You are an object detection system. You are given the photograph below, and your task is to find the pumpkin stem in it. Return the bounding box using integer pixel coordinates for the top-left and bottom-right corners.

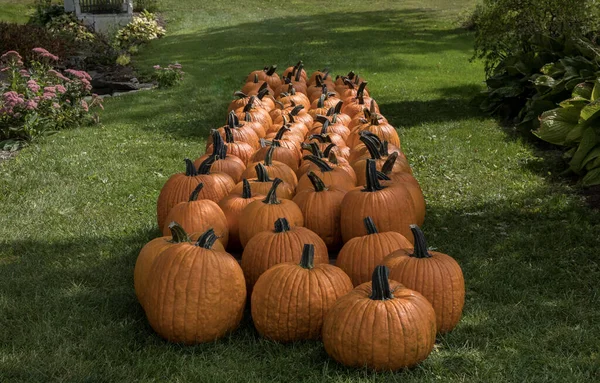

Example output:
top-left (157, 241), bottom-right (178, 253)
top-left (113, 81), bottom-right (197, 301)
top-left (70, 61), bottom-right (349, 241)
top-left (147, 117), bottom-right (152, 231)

top-left (320, 119), bottom-right (330, 135)
top-left (197, 155), bottom-right (216, 175)
top-left (360, 134), bottom-right (382, 160)
top-left (255, 163), bottom-right (272, 182)
top-left (369, 99), bottom-right (377, 114)
top-left (315, 114), bottom-right (329, 124)
top-left (410, 225), bottom-right (432, 259)
top-left (362, 159), bottom-right (386, 191)
top-left (264, 145), bottom-right (275, 166)
top-left (334, 100), bottom-right (343, 114)
top-left (195, 228), bottom-right (219, 249)
top-left (315, 74), bottom-right (323, 87)
top-left (343, 78), bottom-right (355, 89)
top-left (381, 152), bottom-right (399, 174)
top-left (168, 221), bottom-right (191, 243)
top-left (257, 87), bottom-right (270, 101)
top-left (243, 96), bottom-right (256, 112)
top-left (189, 182), bottom-right (205, 201)
top-left (263, 178), bottom-right (283, 205)
top-left (223, 126), bottom-right (235, 143)
top-left (327, 149), bottom-right (340, 165)
top-left (274, 125), bottom-right (290, 140)
top-left (299, 244), bottom-right (315, 270)
top-left (370, 265), bottom-right (394, 300)
top-left (270, 139), bottom-right (282, 148)
top-left (241, 178), bottom-right (253, 199)
top-left (359, 130), bottom-right (382, 146)
top-left (265, 65), bottom-right (277, 76)
top-left (379, 141), bottom-right (390, 157)
top-left (376, 170), bottom-right (391, 181)
top-left (303, 155), bottom-right (334, 172)
top-left (184, 158), bottom-right (198, 176)
top-left (274, 217), bottom-right (291, 233)
top-left (302, 142), bottom-right (323, 157)
top-left (317, 94), bottom-right (326, 108)
top-left (290, 105), bottom-right (304, 116)
top-left (308, 134), bottom-right (330, 143)
top-left (227, 111), bottom-right (238, 129)
top-left (295, 63), bottom-right (303, 82)
top-left (357, 81), bottom-right (368, 97)
top-left (307, 171), bottom-right (327, 192)
top-left (323, 143), bottom-right (336, 158)
top-left (243, 112), bottom-right (252, 122)
top-left (211, 129), bottom-right (225, 157)
top-left (363, 216), bottom-right (378, 234)
top-left (234, 91), bottom-right (248, 99)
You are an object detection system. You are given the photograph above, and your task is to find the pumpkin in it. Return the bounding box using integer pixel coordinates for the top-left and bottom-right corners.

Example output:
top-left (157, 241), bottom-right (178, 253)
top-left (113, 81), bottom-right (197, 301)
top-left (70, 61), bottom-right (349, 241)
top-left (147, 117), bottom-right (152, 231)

top-left (251, 244), bottom-right (352, 342)
top-left (250, 139), bottom-right (300, 171)
top-left (207, 111), bottom-right (261, 150)
top-left (277, 84), bottom-right (311, 109)
top-left (246, 65), bottom-right (281, 91)
top-left (207, 125), bottom-right (254, 165)
top-left (282, 60), bottom-right (307, 82)
top-left (195, 130), bottom-right (246, 183)
top-left (264, 125), bottom-right (304, 152)
top-left (334, 70), bottom-right (357, 92)
top-left (272, 104), bottom-right (313, 129)
top-left (382, 225), bottom-right (464, 333)
top-left (324, 101), bottom-right (351, 126)
top-left (218, 179), bottom-right (265, 252)
top-left (311, 115), bottom-right (351, 141)
top-left (351, 109), bottom-right (400, 148)
top-left (241, 73), bottom-right (273, 95)
top-left (278, 66), bottom-right (307, 95)
top-left (237, 178), bottom-right (304, 247)
top-left (322, 265), bottom-right (437, 371)
top-left (308, 84), bottom-right (339, 105)
top-left (347, 101), bottom-right (386, 132)
top-left (347, 131), bottom-right (403, 164)
top-left (292, 171), bottom-right (347, 250)
top-left (351, 134), bottom-right (411, 186)
top-left (340, 159), bottom-right (417, 243)
top-left (308, 94), bottom-right (330, 118)
top-left (156, 158), bottom-right (233, 230)
top-left (336, 216), bottom-right (412, 286)
top-left (340, 79), bottom-right (370, 101)
top-left (305, 130), bottom-right (347, 154)
top-left (324, 147), bottom-right (357, 184)
top-left (341, 82), bottom-right (379, 118)
top-left (227, 85), bottom-right (271, 113)
top-left (230, 163), bottom-right (295, 200)
top-left (243, 146), bottom-right (298, 188)
top-left (234, 96), bottom-right (273, 132)
top-left (296, 155), bottom-right (355, 191)
top-left (162, 182), bottom-right (229, 246)
top-left (241, 218), bottom-right (329, 291)
top-left (145, 228), bottom-right (246, 344)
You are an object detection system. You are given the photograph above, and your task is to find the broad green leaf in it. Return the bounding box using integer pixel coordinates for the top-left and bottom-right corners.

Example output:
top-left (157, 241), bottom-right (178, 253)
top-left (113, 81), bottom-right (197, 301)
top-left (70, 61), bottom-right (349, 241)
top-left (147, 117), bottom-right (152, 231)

top-left (572, 82), bottom-right (593, 99)
top-left (569, 128), bottom-right (598, 173)
top-left (534, 107), bottom-right (580, 145)
top-left (565, 123), bottom-right (587, 144)
top-left (580, 99), bottom-right (600, 121)
top-left (559, 97), bottom-right (588, 109)
top-left (534, 75), bottom-right (557, 88)
top-left (582, 167), bottom-right (600, 186)
top-left (585, 153), bottom-right (600, 171)
top-left (580, 145), bottom-right (600, 170)
top-left (540, 62), bottom-right (565, 77)
top-left (592, 79), bottom-right (600, 101)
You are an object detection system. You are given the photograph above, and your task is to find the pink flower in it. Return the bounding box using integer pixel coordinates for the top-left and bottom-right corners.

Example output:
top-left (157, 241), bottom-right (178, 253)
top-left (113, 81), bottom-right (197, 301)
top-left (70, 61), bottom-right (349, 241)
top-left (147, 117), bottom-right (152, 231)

top-left (13, 112), bottom-right (21, 118)
top-left (47, 70), bottom-right (71, 82)
top-left (32, 48), bottom-right (58, 61)
top-left (42, 92), bottom-right (55, 100)
top-left (1, 51), bottom-right (23, 66)
top-left (80, 78), bottom-right (92, 91)
top-left (2, 91), bottom-right (25, 108)
top-left (25, 100), bottom-right (38, 110)
top-left (81, 100), bottom-right (89, 112)
top-left (169, 63), bottom-right (182, 69)
top-left (32, 48), bottom-right (49, 55)
top-left (153, 65), bottom-right (161, 70)
top-left (52, 102), bottom-right (61, 109)
top-left (65, 69), bottom-right (92, 81)
top-left (20, 69), bottom-right (30, 78)
top-left (55, 85), bottom-right (67, 94)
top-left (27, 79), bottom-right (40, 93)
top-left (44, 86), bottom-right (56, 94)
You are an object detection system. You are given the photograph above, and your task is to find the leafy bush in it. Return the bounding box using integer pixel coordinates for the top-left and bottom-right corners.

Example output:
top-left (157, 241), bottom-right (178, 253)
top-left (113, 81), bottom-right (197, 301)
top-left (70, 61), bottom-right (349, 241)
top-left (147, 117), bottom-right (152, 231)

top-left (134, 0), bottom-right (159, 12)
top-left (152, 63), bottom-right (184, 88)
top-left (29, 0), bottom-right (65, 26)
top-left (534, 79), bottom-right (600, 186)
top-left (47, 14), bottom-right (96, 43)
top-left (114, 10), bottom-right (165, 48)
top-left (472, 0), bottom-right (600, 74)
top-left (116, 53), bottom-right (131, 66)
top-left (0, 49), bottom-right (103, 149)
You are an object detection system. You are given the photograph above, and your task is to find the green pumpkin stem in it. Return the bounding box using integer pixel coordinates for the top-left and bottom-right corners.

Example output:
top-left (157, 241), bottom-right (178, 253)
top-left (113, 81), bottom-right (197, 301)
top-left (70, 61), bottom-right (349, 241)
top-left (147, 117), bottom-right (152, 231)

top-left (315, 74), bottom-right (323, 87)
top-left (381, 152), bottom-right (399, 174)
top-left (255, 163), bottom-right (272, 182)
top-left (274, 217), bottom-right (291, 233)
top-left (257, 87), bottom-right (270, 100)
top-left (168, 221), bottom-right (191, 243)
top-left (184, 158), bottom-right (198, 176)
top-left (244, 112), bottom-right (253, 122)
top-left (320, 119), bottom-right (330, 135)
top-left (357, 81), bottom-right (368, 97)
top-left (303, 155), bottom-right (333, 172)
top-left (299, 244), bottom-right (315, 270)
top-left (334, 100), bottom-right (343, 114)
top-left (379, 141), bottom-right (390, 156)
top-left (370, 265), bottom-right (393, 300)
top-left (315, 114), bottom-right (329, 124)
top-left (211, 130), bottom-right (225, 157)
top-left (263, 178), bottom-right (283, 205)
top-left (197, 155), bottom-right (216, 175)
top-left (410, 225), bottom-right (432, 258)
top-left (347, 70), bottom-right (356, 80)
top-left (323, 143), bottom-right (336, 157)
top-left (343, 78), bottom-right (355, 89)
top-left (189, 182), bottom-right (205, 201)
top-left (227, 111), bottom-right (237, 128)
top-left (234, 91), bottom-right (248, 99)
top-left (243, 96), bottom-right (256, 112)
top-left (295, 63), bottom-right (303, 82)
top-left (253, 73), bottom-right (259, 84)
top-left (376, 170), bottom-right (391, 181)
top-left (223, 126), bottom-right (235, 143)
top-left (265, 65), bottom-right (277, 76)
top-left (274, 126), bottom-right (290, 140)
top-left (290, 105), bottom-right (304, 116)
top-left (360, 134), bottom-right (382, 160)
top-left (363, 216), bottom-right (378, 235)
top-left (241, 178), bottom-right (252, 199)
top-left (327, 149), bottom-right (340, 165)
top-left (264, 145), bottom-right (275, 166)
top-left (317, 94), bottom-right (326, 108)
top-left (195, 228), bottom-right (219, 249)
top-left (307, 171), bottom-right (327, 191)
top-left (359, 130), bottom-right (382, 146)
top-left (363, 159), bottom-right (386, 191)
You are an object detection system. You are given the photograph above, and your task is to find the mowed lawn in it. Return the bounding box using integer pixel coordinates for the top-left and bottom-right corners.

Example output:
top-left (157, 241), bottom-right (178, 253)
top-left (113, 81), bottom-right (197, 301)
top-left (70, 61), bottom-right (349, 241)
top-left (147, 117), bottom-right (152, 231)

top-left (1, 0), bottom-right (600, 381)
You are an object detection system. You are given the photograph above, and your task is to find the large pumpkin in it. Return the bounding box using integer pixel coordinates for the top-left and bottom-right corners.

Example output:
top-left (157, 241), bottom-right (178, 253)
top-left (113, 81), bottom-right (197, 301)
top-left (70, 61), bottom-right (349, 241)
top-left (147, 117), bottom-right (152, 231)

top-left (145, 229), bottom-right (246, 344)
top-left (352, 134), bottom-right (411, 186)
top-left (230, 163), bottom-right (295, 200)
top-left (237, 178), bottom-right (304, 247)
top-left (292, 171), bottom-right (347, 251)
top-left (162, 182), bottom-right (229, 246)
top-left (243, 146), bottom-right (298, 188)
top-left (336, 217), bottom-right (412, 286)
top-left (340, 159), bottom-right (417, 243)
top-left (195, 130), bottom-right (246, 183)
top-left (296, 155), bottom-right (355, 192)
top-left (206, 125), bottom-right (255, 166)
top-left (251, 244), bottom-right (353, 342)
top-left (241, 217), bottom-right (328, 290)
top-left (322, 265), bottom-right (437, 371)
top-left (382, 225), bottom-right (464, 333)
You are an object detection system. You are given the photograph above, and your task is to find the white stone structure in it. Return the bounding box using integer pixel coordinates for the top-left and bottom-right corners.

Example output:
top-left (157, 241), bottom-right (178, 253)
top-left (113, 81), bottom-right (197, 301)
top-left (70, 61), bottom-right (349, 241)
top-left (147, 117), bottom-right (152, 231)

top-left (64, 0), bottom-right (133, 35)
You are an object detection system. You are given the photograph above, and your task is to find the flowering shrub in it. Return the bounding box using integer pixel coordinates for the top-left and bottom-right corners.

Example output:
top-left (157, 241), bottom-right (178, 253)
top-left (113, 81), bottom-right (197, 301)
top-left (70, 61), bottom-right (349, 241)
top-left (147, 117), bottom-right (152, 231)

top-left (0, 49), bottom-right (103, 149)
top-left (47, 14), bottom-right (96, 43)
top-left (152, 63), bottom-right (184, 88)
top-left (114, 11), bottom-right (165, 48)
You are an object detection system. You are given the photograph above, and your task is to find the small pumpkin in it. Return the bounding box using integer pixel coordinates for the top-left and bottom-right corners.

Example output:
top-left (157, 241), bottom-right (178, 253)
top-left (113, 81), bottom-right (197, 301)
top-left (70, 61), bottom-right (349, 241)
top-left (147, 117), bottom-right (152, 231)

top-left (340, 78), bottom-right (370, 101)
top-left (251, 244), bottom-right (352, 342)
top-left (195, 131), bottom-right (246, 183)
top-left (237, 178), bottom-right (304, 247)
top-left (243, 146), bottom-right (298, 188)
top-left (218, 179), bottom-right (265, 252)
top-left (322, 265), bottom-right (437, 371)
top-left (277, 84), bottom-right (311, 109)
top-left (340, 159), bottom-right (417, 243)
top-left (246, 65), bottom-right (281, 91)
top-left (310, 115), bottom-right (351, 141)
top-left (272, 104), bottom-right (313, 129)
top-left (207, 111), bottom-right (261, 150)
top-left (145, 229), bottom-right (246, 344)
top-left (282, 61), bottom-right (307, 82)
top-left (241, 73), bottom-right (273, 96)
top-left (296, 155), bottom-right (355, 191)
top-left (336, 217), bottom-right (412, 286)
top-left (241, 218), bottom-right (329, 291)
top-left (351, 109), bottom-right (400, 148)
top-left (207, 125), bottom-right (254, 165)
top-left (234, 96), bottom-right (273, 132)
top-left (351, 134), bottom-right (411, 186)
top-left (250, 139), bottom-right (300, 171)
top-left (230, 163), bottom-right (295, 200)
top-left (382, 225), bottom-right (465, 333)
top-left (162, 182), bottom-right (229, 246)
top-left (292, 171), bottom-right (347, 250)
top-left (227, 85), bottom-right (271, 113)
top-left (341, 82), bottom-right (379, 118)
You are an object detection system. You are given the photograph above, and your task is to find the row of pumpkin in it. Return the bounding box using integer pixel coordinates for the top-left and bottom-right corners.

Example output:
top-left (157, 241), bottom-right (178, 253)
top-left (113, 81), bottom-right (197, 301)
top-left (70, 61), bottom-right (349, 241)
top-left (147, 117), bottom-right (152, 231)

top-left (134, 62), bottom-right (465, 371)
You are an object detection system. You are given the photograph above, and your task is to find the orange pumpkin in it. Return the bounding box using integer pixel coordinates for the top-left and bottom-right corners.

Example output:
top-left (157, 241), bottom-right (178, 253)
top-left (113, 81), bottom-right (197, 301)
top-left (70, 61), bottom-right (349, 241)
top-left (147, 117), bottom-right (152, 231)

top-left (296, 155), bottom-right (355, 191)
top-left (230, 163), bottom-right (295, 200)
top-left (243, 146), bottom-right (298, 188)
top-left (382, 225), bottom-right (465, 333)
top-left (277, 84), bottom-right (311, 109)
top-left (246, 65), bottom-right (281, 91)
top-left (207, 111), bottom-right (260, 150)
top-left (251, 244), bottom-right (352, 342)
top-left (250, 139), bottom-right (300, 171)
top-left (195, 131), bottom-right (246, 183)
top-left (234, 96), bottom-right (273, 132)
top-left (352, 134), bottom-right (411, 186)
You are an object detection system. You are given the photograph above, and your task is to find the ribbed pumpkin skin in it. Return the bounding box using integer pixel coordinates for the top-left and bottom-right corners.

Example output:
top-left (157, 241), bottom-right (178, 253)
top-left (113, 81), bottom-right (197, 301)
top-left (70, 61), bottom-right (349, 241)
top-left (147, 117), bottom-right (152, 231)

top-left (296, 168), bottom-right (355, 192)
top-left (230, 179), bottom-right (295, 200)
top-left (156, 174), bottom-right (202, 231)
top-left (162, 200), bottom-right (229, 247)
top-left (238, 199), bottom-right (304, 248)
top-left (383, 250), bottom-right (465, 333)
top-left (336, 231), bottom-right (412, 286)
top-left (251, 262), bottom-right (353, 342)
top-left (322, 279), bottom-right (436, 371)
top-left (381, 174), bottom-right (425, 226)
top-left (194, 155), bottom-right (246, 184)
top-left (241, 226), bottom-right (328, 289)
top-left (145, 244), bottom-right (246, 344)
top-left (134, 237), bottom-right (176, 310)
top-left (243, 160), bottom-right (298, 188)
top-left (218, 192), bottom-right (264, 252)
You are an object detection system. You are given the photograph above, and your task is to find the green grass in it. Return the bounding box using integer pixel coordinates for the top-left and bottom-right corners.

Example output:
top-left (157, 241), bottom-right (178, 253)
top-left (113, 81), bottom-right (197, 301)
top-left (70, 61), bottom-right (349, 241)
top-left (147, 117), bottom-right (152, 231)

top-left (0, 0), bottom-right (35, 23)
top-left (1, 0), bottom-right (600, 381)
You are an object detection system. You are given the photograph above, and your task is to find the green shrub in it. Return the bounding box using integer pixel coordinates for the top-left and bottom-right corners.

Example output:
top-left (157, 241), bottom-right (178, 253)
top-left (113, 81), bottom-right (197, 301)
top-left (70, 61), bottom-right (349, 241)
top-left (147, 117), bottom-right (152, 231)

top-left (152, 63), bottom-right (184, 88)
top-left (116, 53), bottom-right (131, 66)
top-left (114, 10), bottom-right (165, 48)
top-left (134, 0), bottom-right (159, 12)
top-left (29, 0), bottom-right (65, 26)
top-left (47, 14), bottom-right (96, 43)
